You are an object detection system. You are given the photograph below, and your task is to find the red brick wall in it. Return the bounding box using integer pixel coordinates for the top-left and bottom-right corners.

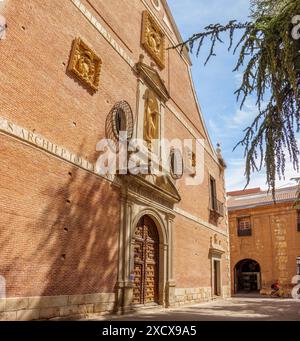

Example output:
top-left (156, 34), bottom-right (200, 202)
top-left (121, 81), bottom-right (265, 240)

top-left (0, 0), bottom-right (126, 298)
top-left (174, 215), bottom-right (229, 288)
top-left (0, 0), bottom-right (136, 163)
top-left (0, 135), bottom-right (120, 297)
top-left (0, 0), bottom-right (229, 298)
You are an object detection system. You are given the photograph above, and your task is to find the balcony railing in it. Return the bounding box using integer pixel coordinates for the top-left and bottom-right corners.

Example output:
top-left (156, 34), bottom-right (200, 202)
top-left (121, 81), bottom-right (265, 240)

top-left (210, 197), bottom-right (225, 217)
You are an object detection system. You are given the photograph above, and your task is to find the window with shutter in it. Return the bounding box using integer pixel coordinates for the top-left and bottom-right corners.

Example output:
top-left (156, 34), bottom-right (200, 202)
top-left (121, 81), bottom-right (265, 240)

top-left (297, 211), bottom-right (300, 232)
top-left (210, 176), bottom-right (217, 211)
top-left (237, 217), bottom-right (252, 237)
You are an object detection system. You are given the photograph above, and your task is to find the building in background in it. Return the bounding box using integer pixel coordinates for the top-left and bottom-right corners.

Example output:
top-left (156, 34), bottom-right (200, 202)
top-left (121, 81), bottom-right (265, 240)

top-left (228, 186), bottom-right (300, 295)
top-left (0, 0), bottom-right (229, 320)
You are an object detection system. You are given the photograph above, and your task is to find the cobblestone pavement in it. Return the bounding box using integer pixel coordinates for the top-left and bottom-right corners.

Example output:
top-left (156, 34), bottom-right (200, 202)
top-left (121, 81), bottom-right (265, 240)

top-left (84, 296), bottom-right (300, 321)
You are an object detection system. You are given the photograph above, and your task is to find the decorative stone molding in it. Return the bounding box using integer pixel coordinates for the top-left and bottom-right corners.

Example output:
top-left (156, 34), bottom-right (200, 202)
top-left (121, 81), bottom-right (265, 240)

top-left (124, 174), bottom-right (181, 205)
top-left (209, 234), bottom-right (225, 257)
top-left (141, 11), bottom-right (165, 69)
top-left (151, 0), bottom-right (161, 11)
top-left (136, 55), bottom-right (170, 102)
top-left (116, 172), bottom-right (177, 310)
top-left (68, 37), bottom-right (102, 92)
top-left (135, 65), bottom-right (167, 159)
top-left (174, 207), bottom-right (228, 237)
top-left (127, 182), bottom-right (173, 209)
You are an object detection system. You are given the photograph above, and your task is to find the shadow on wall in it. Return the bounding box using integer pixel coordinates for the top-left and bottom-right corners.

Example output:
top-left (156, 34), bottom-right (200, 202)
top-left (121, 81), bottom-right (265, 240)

top-left (0, 276), bottom-right (5, 299)
top-left (0, 141), bottom-right (121, 301)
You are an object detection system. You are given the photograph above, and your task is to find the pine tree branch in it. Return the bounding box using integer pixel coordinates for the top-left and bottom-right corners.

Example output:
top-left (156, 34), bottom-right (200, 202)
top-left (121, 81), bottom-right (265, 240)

top-left (170, 0), bottom-right (300, 197)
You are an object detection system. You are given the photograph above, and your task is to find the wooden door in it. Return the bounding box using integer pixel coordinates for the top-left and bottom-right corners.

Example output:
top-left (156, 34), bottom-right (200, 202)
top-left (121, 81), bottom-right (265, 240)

top-left (133, 216), bottom-right (159, 305)
top-left (213, 260), bottom-right (221, 296)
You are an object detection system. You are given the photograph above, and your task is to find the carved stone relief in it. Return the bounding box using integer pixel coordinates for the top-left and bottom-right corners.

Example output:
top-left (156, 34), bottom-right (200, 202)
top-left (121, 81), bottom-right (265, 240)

top-left (141, 11), bottom-right (165, 69)
top-left (143, 89), bottom-right (160, 150)
top-left (68, 37), bottom-right (102, 92)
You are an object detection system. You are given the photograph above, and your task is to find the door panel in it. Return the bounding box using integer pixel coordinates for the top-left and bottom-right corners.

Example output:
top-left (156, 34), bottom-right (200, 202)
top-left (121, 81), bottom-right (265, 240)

top-left (133, 216), bottom-right (159, 305)
top-left (132, 240), bottom-right (144, 305)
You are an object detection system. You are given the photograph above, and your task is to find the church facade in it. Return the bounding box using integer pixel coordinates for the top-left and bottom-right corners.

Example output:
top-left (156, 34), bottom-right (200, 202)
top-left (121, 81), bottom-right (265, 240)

top-left (0, 0), bottom-right (229, 320)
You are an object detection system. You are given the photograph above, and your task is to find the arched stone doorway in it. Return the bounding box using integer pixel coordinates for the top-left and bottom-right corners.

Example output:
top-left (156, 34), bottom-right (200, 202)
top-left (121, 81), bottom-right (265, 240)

top-left (116, 177), bottom-right (178, 310)
top-left (235, 259), bottom-right (261, 293)
top-left (132, 215), bottom-right (159, 305)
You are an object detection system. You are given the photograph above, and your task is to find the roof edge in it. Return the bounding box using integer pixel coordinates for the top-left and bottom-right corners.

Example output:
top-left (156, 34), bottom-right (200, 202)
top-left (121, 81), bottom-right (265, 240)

top-left (162, 0), bottom-right (192, 65)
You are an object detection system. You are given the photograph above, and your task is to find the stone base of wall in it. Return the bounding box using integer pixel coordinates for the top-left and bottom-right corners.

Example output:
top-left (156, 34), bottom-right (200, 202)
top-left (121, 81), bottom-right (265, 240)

top-left (0, 286), bottom-right (233, 320)
top-left (174, 286), bottom-right (231, 307)
top-left (222, 286), bottom-right (231, 299)
top-left (174, 287), bottom-right (212, 307)
top-left (0, 293), bottom-right (116, 321)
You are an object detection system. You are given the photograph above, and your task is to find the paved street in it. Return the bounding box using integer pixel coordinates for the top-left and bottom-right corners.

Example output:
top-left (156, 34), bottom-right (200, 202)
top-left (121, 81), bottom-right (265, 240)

top-left (85, 296), bottom-right (300, 321)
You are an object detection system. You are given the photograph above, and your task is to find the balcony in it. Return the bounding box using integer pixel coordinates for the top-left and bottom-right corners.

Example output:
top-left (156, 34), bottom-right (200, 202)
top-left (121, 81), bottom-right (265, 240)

top-left (210, 197), bottom-right (225, 217)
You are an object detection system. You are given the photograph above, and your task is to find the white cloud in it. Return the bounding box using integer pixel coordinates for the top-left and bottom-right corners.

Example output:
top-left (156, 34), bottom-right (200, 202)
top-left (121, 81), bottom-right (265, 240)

top-left (208, 97), bottom-right (259, 139)
top-left (225, 99), bottom-right (258, 129)
top-left (234, 72), bottom-right (243, 87)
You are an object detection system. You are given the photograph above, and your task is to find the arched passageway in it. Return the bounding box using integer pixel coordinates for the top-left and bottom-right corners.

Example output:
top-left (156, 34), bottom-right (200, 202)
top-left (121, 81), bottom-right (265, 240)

top-left (235, 259), bottom-right (261, 293)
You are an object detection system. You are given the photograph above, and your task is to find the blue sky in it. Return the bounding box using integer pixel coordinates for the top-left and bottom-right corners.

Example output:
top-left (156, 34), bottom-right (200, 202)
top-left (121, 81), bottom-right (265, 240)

top-left (168, 0), bottom-right (300, 191)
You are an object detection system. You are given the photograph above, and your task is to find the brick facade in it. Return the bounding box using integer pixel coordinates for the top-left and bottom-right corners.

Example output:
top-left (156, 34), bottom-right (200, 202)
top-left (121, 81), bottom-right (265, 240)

top-left (0, 0), bottom-right (229, 320)
top-left (228, 187), bottom-right (300, 296)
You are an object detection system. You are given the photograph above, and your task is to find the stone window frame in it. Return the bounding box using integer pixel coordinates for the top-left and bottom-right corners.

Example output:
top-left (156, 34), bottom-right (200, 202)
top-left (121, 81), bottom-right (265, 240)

top-left (211, 256), bottom-right (222, 297)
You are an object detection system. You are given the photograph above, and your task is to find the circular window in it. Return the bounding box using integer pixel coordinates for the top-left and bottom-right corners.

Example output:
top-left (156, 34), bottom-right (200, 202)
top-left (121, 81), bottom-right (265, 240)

top-left (106, 101), bottom-right (134, 143)
top-left (151, 0), bottom-right (161, 11)
top-left (170, 148), bottom-right (183, 180)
